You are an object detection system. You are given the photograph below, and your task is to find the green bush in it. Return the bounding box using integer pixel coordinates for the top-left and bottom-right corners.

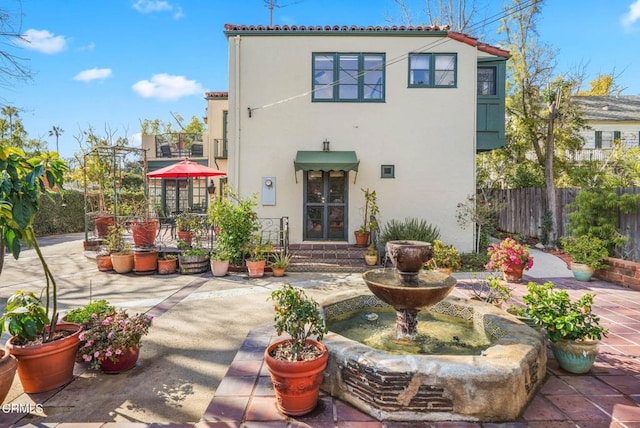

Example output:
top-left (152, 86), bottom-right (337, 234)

top-left (379, 217), bottom-right (440, 245)
top-left (459, 252), bottom-right (490, 272)
top-left (33, 189), bottom-right (85, 235)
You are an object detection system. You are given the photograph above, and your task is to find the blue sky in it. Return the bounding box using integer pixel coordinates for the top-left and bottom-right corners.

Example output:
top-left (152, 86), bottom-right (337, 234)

top-left (4, 0), bottom-right (640, 159)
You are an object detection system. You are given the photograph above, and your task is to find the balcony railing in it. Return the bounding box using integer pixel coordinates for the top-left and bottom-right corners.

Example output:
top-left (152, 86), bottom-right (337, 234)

top-left (155, 133), bottom-right (204, 158)
top-left (213, 138), bottom-right (228, 159)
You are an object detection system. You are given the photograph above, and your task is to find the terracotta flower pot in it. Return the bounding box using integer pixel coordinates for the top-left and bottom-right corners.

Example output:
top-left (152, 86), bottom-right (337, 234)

top-left (246, 260), bottom-right (266, 278)
top-left (111, 253), bottom-right (134, 274)
top-left (157, 258), bottom-right (177, 274)
top-left (7, 323), bottom-right (82, 393)
top-left (264, 339), bottom-right (329, 416)
top-left (94, 215), bottom-right (115, 238)
top-left (131, 219), bottom-right (158, 247)
top-left (211, 259), bottom-right (230, 277)
top-left (503, 264), bottom-right (525, 283)
top-left (177, 230), bottom-right (193, 246)
top-left (133, 250), bottom-right (158, 274)
top-left (271, 267), bottom-right (286, 277)
top-left (354, 231), bottom-right (369, 247)
top-left (0, 347), bottom-right (18, 404)
top-left (99, 346), bottom-right (140, 374)
top-left (96, 254), bottom-right (113, 271)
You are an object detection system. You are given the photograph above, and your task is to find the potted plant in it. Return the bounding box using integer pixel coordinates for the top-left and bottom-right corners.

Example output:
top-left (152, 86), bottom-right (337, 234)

top-left (245, 235), bottom-right (272, 278)
top-left (175, 211), bottom-right (203, 246)
top-left (471, 275), bottom-right (512, 308)
top-left (179, 245), bottom-right (210, 274)
top-left (64, 299), bottom-right (115, 328)
top-left (270, 251), bottom-right (293, 277)
top-left (95, 244), bottom-right (113, 272)
top-left (429, 239), bottom-right (461, 274)
top-left (0, 147), bottom-right (81, 394)
top-left (523, 281), bottom-right (608, 374)
top-left (364, 244), bottom-right (378, 266)
top-left (207, 188), bottom-right (260, 266)
top-left (157, 253), bottom-right (178, 275)
top-left (1, 291), bottom-right (82, 393)
top-left (354, 188), bottom-right (379, 247)
top-left (560, 234), bottom-right (609, 281)
top-left (78, 308), bottom-right (153, 373)
top-left (264, 284), bottom-right (329, 415)
top-left (111, 242), bottom-right (134, 274)
top-left (129, 199), bottom-right (158, 248)
top-left (485, 237), bottom-right (534, 283)
top-left (210, 245), bottom-right (231, 277)
top-left (0, 344), bottom-right (18, 405)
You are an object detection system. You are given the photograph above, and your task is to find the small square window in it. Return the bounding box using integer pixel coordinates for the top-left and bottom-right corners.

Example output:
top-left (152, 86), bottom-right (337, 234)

top-left (381, 165), bottom-right (395, 178)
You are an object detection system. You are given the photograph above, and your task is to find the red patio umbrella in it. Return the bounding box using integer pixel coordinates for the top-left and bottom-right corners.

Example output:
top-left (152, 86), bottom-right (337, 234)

top-left (146, 159), bottom-right (227, 178)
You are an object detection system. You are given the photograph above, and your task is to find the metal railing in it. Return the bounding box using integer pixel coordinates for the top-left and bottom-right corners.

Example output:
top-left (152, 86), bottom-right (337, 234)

top-left (155, 133), bottom-right (204, 158)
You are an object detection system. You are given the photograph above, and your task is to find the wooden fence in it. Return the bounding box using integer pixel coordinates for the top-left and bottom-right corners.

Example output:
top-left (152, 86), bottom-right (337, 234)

top-left (486, 187), bottom-right (640, 261)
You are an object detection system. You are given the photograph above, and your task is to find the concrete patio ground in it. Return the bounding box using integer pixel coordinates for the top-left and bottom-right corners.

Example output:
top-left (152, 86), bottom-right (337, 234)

top-left (1, 233), bottom-right (639, 427)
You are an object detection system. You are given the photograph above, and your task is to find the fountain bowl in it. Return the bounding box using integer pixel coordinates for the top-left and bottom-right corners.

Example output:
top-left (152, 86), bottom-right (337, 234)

top-left (385, 240), bottom-right (433, 280)
top-left (363, 269), bottom-right (456, 310)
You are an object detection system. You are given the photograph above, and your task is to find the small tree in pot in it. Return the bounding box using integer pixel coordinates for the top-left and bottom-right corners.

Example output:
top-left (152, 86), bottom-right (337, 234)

top-left (264, 284), bottom-right (329, 415)
top-left (560, 234), bottom-right (609, 281)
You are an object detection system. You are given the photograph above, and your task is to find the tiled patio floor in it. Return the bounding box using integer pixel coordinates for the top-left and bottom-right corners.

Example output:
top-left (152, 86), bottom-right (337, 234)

top-left (201, 274), bottom-right (640, 427)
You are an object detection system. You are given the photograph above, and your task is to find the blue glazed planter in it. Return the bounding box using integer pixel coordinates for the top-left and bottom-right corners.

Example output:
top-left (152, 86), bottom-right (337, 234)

top-left (551, 339), bottom-right (599, 374)
top-left (570, 262), bottom-right (595, 282)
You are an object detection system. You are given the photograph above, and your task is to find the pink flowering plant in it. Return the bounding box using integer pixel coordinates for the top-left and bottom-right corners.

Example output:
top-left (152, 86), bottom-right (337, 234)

top-left (78, 309), bottom-right (153, 370)
top-left (485, 237), bottom-right (534, 272)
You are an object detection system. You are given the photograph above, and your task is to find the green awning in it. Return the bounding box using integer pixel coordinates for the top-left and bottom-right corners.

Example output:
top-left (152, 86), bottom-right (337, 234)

top-left (294, 151), bottom-right (359, 172)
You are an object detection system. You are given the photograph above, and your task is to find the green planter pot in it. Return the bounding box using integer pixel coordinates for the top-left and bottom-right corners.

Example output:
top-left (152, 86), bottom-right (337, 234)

top-left (570, 262), bottom-right (595, 282)
top-left (550, 339), bottom-right (599, 374)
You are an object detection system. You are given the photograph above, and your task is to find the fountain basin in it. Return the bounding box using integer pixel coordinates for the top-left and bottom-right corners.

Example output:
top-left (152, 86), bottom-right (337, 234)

top-left (364, 269), bottom-right (456, 310)
top-left (320, 289), bottom-right (547, 422)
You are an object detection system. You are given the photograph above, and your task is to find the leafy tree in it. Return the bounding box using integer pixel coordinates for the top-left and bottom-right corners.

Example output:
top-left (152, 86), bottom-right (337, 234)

top-left (576, 73), bottom-right (622, 96)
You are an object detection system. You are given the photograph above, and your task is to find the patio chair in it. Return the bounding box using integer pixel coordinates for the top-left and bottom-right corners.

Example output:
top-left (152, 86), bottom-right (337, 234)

top-left (191, 143), bottom-right (203, 157)
top-left (160, 144), bottom-right (172, 158)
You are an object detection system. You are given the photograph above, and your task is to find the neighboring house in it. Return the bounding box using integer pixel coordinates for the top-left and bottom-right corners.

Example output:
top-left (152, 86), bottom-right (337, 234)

top-left (141, 93), bottom-right (229, 215)
top-left (573, 96), bottom-right (640, 160)
top-left (217, 24), bottom-right (509, 252)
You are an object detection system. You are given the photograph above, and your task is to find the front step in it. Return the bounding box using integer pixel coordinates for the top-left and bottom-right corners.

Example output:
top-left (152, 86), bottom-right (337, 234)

top-left (287, 243), bottom-right (381, 273)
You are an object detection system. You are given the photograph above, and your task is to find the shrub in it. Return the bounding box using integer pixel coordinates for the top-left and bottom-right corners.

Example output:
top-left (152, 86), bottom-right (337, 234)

top-left (379, 217), bottom-right (440, 245)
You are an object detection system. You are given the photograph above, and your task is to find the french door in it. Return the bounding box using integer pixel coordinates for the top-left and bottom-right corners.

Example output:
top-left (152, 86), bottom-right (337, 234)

top-left (304, 170), bottom-right (348, 241)
top-left (163, 179), bottom-right (189, 214)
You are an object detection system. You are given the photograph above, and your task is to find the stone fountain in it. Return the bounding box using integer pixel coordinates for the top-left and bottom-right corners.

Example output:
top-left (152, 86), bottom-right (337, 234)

top-left (320, 240), bottom-right (547, 422)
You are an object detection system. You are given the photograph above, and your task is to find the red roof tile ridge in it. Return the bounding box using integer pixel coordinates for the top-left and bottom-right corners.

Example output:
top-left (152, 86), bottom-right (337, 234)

top-left (224, 23), bottom-right (451, 32)
top-left (448, 31), bottom-right (510, 58)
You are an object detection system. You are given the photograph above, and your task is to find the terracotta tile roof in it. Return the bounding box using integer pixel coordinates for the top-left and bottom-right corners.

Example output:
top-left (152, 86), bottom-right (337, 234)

top-left (573, 96), bottom-right (640, 121)
top-left (205, 91), bottom-right (228, 98)
top-left (224, 24), bottom-right (509, 58)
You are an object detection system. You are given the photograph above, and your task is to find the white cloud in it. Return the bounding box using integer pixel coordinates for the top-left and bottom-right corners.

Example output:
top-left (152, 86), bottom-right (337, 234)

top-left (622, 0), bottom-right (640, 27)
top-left (73, 68), bottom-right (113, 82)
top-left (15, 29), bottom-right (67, 54)
top-left (80, 42), bottom-right (96, 52)
top-left (132, 0), bottom-right (172, 13)
top-left (132, 73), bottom-right (204, 101)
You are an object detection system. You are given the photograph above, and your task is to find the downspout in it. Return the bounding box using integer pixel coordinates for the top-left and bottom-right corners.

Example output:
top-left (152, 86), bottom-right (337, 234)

top-left (233, 35), bottom-right (241, 188)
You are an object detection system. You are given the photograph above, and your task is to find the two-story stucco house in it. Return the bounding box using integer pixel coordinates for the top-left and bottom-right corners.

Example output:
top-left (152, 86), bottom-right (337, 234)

top-left (218, 24), bottom-right (509, 252)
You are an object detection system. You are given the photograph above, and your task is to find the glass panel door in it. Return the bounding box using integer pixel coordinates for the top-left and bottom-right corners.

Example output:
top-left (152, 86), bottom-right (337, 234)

top-left (164, 179), bottom-right (189, 215)
top-left (304, 171), bottom-right (347, 240)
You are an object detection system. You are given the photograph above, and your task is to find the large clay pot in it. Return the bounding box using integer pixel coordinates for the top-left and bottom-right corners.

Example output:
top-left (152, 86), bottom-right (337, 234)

top-left (99, 346), bottom-right (140, 374)
top-left (551, 339), bottom-right (599, 374)
top-left (7, 323), bottom-right (82, 393)
top-left (503, 263), bottom-right (525, 283)
top-left (0, 347), bottom-right (18, 404)
top-left (264, 339), bottom-right (329, 416)
top-left (111, 253), bottom-right (134, 274)
top-left (271, 267), bottom-right (286, 277)
top-left (246, 260), bottom-right (266, 278)
top-left (211, 259), bottom-right (230, 277)
top-left (131, 219), bottom-right (158, 247)
top-left (94, 215), bottom-right (115, 238)
top-left (133, 249), bottom-right (158, 274)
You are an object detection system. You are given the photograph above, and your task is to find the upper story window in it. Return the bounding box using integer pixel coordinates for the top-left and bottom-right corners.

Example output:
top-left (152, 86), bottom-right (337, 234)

top-left (477, 66), bottom-right (497, 95)
top-left (408, 53), bottom-right (457, 88)
top-left (313, 53), bottom-right (385, 102)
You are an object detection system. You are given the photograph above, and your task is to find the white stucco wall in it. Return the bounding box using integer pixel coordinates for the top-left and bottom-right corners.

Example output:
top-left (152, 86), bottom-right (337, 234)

top-left (225, 32), bottom-right (489, 252)
top-left (579, 122), bottom-right (640, 148)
